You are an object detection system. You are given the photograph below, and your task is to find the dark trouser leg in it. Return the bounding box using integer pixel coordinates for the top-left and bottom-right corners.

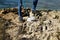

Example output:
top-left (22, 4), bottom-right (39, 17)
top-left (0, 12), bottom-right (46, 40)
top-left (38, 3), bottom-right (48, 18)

top-left (18, 0), bottom-right (23, 21)
top-left (33, 0), bottom-right (38, 11)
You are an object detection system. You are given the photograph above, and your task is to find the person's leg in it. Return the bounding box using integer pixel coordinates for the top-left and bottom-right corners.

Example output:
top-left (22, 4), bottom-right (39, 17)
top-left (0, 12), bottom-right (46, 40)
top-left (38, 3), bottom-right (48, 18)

top-left (18, 0), bottom-right (23, 21)
top-left (27, 0), bottom-right (38, 22)
top-left (33, 0), bottom-right (38, 11)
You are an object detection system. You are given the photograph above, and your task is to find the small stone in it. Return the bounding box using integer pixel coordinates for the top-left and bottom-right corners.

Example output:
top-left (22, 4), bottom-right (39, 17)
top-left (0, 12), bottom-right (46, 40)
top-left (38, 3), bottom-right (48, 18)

top-left (27, 16), bottom-right (35, 22)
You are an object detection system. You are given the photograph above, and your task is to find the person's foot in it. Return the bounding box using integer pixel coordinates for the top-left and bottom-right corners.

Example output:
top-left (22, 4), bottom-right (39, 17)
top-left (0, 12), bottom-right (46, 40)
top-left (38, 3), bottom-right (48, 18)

top-left (19, 19), bottom-right (25, 23)
top-left (27, 9), bottom-right (36, 22)
top-left (19, 16), bottom-right (25, 23)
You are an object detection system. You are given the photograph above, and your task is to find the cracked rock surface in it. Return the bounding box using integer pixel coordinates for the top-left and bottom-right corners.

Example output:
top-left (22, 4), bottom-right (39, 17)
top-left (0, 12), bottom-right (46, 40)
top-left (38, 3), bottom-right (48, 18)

top-left (0, 8), bottom-right (60, 40)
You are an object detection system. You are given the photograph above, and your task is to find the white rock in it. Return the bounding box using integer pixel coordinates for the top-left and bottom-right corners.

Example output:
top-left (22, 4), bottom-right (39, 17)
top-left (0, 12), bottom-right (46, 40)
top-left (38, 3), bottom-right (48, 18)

top-left (27, 16), bottom-right (35, 22)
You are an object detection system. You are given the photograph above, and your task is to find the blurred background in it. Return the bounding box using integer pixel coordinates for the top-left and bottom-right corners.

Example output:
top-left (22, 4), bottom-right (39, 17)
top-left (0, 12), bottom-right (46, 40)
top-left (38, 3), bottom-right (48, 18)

top-left (0, 0), bottom-right (60, 10)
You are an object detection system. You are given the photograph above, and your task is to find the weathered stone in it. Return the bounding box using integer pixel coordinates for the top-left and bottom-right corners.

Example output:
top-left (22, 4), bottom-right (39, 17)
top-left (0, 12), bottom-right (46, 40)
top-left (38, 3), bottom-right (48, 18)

top-left (0, 8), bottom-right (60, 40)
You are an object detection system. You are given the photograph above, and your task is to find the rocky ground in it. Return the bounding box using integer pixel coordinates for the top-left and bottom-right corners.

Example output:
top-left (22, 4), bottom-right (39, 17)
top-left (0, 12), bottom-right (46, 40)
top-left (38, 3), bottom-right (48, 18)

top-left (0, 8), bottom-right (60, 40)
